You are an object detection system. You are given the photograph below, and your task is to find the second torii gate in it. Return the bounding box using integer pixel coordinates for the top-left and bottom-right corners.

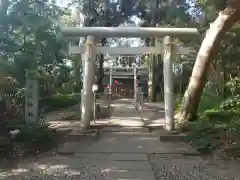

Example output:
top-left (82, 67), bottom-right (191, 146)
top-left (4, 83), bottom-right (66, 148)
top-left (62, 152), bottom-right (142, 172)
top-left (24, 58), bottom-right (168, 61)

top-left (62, 27), bottom-right (199, 131)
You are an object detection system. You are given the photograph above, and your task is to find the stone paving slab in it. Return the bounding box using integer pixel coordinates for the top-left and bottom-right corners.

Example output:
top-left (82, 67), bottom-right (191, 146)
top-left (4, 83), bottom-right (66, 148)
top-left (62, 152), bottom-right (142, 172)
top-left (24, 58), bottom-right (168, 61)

top-left (106, 171), bottom-right (156, 180)
top-left (58, 134), bottom-right (198, 155)
top-left (90, 100), bottom-right (166, 127)
top-left (58, 142), bottom-right (197, 154)
top-left (73, 153), bottom-right (148, 161)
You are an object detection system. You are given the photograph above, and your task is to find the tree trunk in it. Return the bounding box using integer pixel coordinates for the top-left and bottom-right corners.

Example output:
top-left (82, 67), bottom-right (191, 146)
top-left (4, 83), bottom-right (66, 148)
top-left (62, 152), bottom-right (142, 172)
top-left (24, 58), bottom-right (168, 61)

top-left (74, 56), bottom-right (82, 117)
top-left (148, 0), bottom-right (159, 102)
top-left (98, 39), bottom-right (106, 92)
top-left (176, 4), bottom-right (240, 125)
top-left (98, 0), bottom-right (108, 93)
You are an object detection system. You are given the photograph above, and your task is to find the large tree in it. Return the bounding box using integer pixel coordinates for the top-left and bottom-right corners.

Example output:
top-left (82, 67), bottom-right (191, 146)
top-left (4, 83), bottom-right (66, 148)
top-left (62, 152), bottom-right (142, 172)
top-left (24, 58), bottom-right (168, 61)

top-left (0, 0), bottom-right (69, 123)
top-left (176, 0), bottom-right (240, 125)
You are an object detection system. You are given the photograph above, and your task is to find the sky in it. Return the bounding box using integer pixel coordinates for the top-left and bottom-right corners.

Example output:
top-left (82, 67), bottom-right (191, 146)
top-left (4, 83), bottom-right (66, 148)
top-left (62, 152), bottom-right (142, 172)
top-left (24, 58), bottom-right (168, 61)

top-left (56, 0), bottom-right (69, 7)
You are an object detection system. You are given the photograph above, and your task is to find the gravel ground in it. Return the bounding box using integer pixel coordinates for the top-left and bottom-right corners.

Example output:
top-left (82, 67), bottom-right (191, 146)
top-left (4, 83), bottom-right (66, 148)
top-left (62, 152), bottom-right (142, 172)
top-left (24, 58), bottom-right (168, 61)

top-left (1, 153), bottom-right (112, 180)
top-left (2, 153), bottom-right (240, 180)
top-left (148, 154), bottom-right (239, 180)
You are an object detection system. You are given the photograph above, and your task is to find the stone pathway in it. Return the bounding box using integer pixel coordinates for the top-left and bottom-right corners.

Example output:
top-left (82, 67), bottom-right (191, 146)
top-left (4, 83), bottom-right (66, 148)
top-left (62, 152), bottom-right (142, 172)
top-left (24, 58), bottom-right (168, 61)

top-left (90, 99), bottom-right (166, 127)
top-left (1, 99), bottom-right (240, 179)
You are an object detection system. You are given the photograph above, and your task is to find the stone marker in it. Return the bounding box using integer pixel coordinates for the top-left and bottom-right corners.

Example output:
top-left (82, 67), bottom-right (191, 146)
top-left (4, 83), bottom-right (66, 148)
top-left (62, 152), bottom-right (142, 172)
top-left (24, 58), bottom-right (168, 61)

top-left (25, 79), bottom-right (39, 124)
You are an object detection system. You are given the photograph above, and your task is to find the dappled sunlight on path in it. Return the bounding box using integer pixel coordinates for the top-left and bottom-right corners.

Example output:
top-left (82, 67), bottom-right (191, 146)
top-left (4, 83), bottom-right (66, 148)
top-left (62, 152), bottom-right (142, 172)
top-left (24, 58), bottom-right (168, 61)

top-left (91, 98), bottom-right (166, 127)
top-left (1, 99), bottom-right (240, 179)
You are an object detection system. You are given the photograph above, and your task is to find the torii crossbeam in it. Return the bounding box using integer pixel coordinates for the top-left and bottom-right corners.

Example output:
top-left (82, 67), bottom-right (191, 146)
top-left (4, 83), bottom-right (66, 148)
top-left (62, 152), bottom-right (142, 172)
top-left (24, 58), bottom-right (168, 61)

top-left (69, 45), bottom-right (191, 55)
top-left (62, 27), bottom-right (199, 38)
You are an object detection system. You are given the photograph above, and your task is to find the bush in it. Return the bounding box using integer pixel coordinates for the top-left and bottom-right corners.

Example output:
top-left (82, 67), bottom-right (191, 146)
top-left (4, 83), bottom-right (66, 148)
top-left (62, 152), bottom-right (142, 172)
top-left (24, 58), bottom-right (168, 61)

top-left (203, 110), bottom-right (240, 124)
top-left (220, 95), bottom-right (240, 112)
top-left (185, 119), bottom-right (217, 154)
top-left (173, 93), bottom-right (222, 113)
top-left (186, 95), bottom-right (240, 156)
top-left (39, 93), bottom-right (79, 111)
top-left (14, 125), bottom-right (57, 149)
top-left (198, 93), bottom-right (223, 113)
top-left (0, 125), bottom-right (58, 158)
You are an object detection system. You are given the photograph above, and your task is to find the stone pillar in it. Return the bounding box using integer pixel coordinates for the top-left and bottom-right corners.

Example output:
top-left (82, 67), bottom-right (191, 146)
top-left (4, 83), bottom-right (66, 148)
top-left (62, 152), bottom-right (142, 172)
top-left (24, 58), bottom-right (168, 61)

top-left (163, 36), bottom-right (174, 131)
top-left (134, 65), bottom-right (137, 102)
top-left (109, 65), bottom-right (113, 104)
top-left (81, 35), bottom-right (96, 130)
top-left (25, 79), bottom-right (39, 124)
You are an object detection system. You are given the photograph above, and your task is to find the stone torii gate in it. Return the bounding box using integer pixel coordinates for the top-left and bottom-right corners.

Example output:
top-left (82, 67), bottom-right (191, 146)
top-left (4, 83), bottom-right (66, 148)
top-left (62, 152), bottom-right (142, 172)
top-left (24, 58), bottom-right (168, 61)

top-left (69, 40), bottom-right (190, 115)
top-left (62, 27), bottom-right (199, 131)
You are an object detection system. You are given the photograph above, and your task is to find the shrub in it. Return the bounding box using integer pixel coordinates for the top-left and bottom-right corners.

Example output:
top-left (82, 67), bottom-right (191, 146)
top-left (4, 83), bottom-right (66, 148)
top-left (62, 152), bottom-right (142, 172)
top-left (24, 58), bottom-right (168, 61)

top-left (39, 93), bottom-right (79, 111)
top-left (203, 110), bottom-right (240, 124)
top-left (198, 93), bottom-right (223, 113)
top-left (186, 95), bottom-right (240, 156)
top-left (0, 125), bottom-right (58, 158)
top-left (220, 95), bottom-right (240, 112)
top-left (13, 125), bottom-right (57, 149)
top-left (185, 119), bottom-right (217, 154)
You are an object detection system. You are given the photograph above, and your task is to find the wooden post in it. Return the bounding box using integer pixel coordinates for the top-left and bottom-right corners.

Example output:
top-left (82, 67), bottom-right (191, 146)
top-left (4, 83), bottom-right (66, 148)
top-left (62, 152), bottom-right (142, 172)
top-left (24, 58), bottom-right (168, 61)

top-left (81, 35), bottom-right (95, 130)
top-left (163, 36), bottom-right (174, 131)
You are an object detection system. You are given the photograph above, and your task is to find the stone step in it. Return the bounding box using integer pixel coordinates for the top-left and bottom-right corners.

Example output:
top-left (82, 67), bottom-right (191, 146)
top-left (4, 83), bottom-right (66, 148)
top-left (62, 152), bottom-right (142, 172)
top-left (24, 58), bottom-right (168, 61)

top-left (152, 130), bottom-right (187, 142)
top-left (73, 153), bottom-right (148, 161)
top-left (90, 123), bottom-right (165, 128)
top-left (102, 127), bottom-right (150, 132)
top-left (58, 140), bottom-right (199, 155)
top-left (106, 171), bottom-right (156, 180)
top-left (100, 161), bottom-right (152, 170)
top-left (108, 153), bottom-right (148, 161)
top-left (67, 129), bottom-right (100, 141)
